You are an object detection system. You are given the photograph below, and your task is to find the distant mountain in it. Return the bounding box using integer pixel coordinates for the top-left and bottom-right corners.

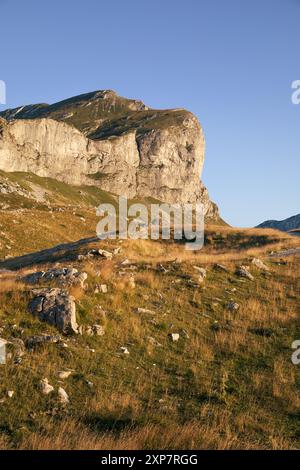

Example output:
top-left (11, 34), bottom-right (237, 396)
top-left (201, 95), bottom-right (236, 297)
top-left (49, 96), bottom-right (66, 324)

top-left (256, 214), bottom-right (300, 232)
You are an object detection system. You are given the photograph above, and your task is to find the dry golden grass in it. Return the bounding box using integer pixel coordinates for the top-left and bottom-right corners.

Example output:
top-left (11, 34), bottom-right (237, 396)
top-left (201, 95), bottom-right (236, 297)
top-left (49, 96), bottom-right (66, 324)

top-left (134, 271), bottom-right (161, 290)
top-left (0, 221), bottom-right (299, 451)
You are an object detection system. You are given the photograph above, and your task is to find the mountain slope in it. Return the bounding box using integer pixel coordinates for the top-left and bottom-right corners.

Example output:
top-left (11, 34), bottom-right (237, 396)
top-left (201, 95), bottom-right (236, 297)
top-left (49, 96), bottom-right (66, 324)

top-left (0, 220), bottom-right (299, 450)
top-left (256, 214), bottom-right (300, 232)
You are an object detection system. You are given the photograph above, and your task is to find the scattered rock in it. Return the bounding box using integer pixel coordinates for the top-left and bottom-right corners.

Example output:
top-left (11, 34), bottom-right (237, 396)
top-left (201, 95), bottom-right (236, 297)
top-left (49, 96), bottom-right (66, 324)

top-left (40, 378), bottom-right (54, 395)
top-left (57, 370), bottom-right (72, 380)
top-left (93, 324), bottom-right (105, 336)
top-left (193, 266), bottom-right (207, 283)
top-left (28, 288), bottom-right (79, 335)
top-left (120, 346), bottom-right (130, 355)
top-left (193, 266), bottom-right (207, 276)
top-left (78, 324), bottom-right (105, 337)
top-left (26, 334), bottom-right (61, 350)
top-left (181, 329), bottom-right (190, 339)
top-left (120, 258), bottom-right (131, 266)
top-left (85, 326), bottom-right (94, 336)
top-left (77, 254), bottom-right (87, 262)
top-left (21, 268), bottom-right (87, 288)
top-left (251, 258), bottom-right (270, 271)
top-left (236, 266), bottom-right (254, 281)
top-left (214, 264), bottom-right (229, 273)
top-left (136, 308), bottom-right (156, 315)
top-left (77, 325), bottom-right (84, 336)
top-left (157, 264), bottom-right (169, 273)
top-left (58, 387), bottom-right (69, 405)
top-left (99, 284), bottom-right (108, 294)
top-left (170, 333), bottom-right (180, 342)
top-left (227, 302), bottom-right (240, 312)
top-left (97, 249), bottom-right (113, 259)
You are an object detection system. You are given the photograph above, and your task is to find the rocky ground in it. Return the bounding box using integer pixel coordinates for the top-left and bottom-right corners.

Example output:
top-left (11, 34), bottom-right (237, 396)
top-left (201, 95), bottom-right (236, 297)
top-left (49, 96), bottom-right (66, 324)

top-left (0, 170), bottom-right (299, 450)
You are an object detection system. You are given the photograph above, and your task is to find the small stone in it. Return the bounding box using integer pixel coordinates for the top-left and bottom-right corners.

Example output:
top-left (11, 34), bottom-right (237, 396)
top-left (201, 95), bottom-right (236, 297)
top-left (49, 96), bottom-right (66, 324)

top-left (170, 333), bottom-right (180, 342)
top-left (227, 302), bottom-right (240, 312)
top-left (193, 266), bottom-right (207, 277)
top-left (25, 334), bottom-right (61, 350)
top-left (7, 390), bottom-right (14, 398)
top-left (214, 264), bottom-right (229, 273)
top-left (85, 326), bottom-right (94, 336)
top-left (136, 308), bottom-right (156, 315)
top-left (93, 324), bottom-right (105, 336)
top-left (251, 258), bottom-right (270, 271)
top-left (99, 284), bottom-right (108, 294)
top-left (40, 378), bottom-right (54, 395)
top-left (98, 249), bottom-right (113, 259)
top-left (121, 258), bottom-right (131, 266)
top-left (78, 325), bottom-right (84, 335)
top-left (120, 347), bottom-right (130, 355)
top-left (57, 370), bottom-right (72, 380)
top-left (58, 387), bottom-right (69, 405)
top-left (236, 266), bottom-right (254, 281)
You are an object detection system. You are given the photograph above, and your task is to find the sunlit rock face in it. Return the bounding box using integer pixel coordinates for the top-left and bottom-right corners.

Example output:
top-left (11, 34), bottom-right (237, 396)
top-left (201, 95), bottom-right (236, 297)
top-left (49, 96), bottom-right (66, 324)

top-left (0, 90), bottom-right (219, 218)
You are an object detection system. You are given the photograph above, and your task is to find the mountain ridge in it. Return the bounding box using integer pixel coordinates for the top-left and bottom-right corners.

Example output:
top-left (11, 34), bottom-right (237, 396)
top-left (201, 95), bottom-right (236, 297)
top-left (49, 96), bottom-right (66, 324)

top-left (256, 213), bottom-right (300, 232)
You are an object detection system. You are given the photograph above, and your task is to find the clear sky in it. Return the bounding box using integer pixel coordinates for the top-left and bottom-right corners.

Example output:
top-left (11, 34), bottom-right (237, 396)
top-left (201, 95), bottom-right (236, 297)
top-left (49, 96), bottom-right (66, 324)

top-left (0, 0), bottom-right (299, 226)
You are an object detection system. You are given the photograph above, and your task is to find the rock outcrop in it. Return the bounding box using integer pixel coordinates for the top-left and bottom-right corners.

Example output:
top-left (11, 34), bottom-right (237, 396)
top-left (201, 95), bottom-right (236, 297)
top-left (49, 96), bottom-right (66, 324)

top-left (28, 288), bottom-right (79, 335)
top-left (20, 267), bottom-right (87, 288)
top-left (0, 90), bottom-right (219, 218)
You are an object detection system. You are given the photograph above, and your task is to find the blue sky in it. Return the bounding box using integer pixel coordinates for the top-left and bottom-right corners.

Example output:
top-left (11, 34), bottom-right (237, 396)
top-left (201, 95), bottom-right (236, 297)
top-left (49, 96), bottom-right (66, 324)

top-left (0, 0), bottom-right (299, 226)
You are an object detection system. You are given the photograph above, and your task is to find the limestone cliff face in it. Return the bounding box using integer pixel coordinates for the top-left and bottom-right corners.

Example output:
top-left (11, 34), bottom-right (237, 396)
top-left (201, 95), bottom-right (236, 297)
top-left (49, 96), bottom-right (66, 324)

top-left (0, 91), bottom-right (219, 218)
top-left (0, 118), bottom-right (139, 193)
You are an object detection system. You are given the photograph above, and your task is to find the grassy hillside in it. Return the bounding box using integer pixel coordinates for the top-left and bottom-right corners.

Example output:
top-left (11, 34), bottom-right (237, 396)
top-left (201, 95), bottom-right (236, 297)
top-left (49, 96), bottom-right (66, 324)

top-left (0, 170), bottom-right (299, 450)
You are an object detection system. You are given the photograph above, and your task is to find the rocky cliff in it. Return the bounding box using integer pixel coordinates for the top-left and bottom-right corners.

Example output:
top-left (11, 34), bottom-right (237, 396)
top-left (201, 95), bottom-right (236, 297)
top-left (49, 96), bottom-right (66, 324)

top-left (0, 90), bottom-right (218, 218)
